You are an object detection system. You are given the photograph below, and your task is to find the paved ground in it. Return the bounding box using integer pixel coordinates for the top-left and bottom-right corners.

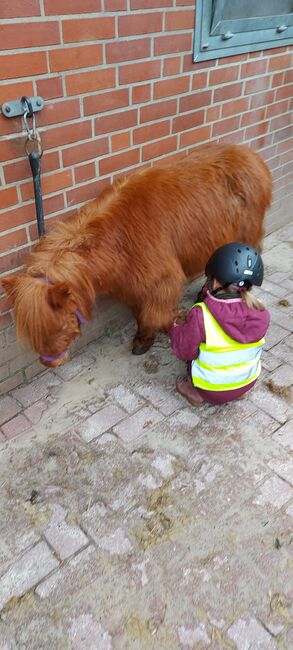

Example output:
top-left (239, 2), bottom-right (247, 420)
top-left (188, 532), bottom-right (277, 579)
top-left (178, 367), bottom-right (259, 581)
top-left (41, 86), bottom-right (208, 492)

top-left (0, 222), bottom-right (293, 650)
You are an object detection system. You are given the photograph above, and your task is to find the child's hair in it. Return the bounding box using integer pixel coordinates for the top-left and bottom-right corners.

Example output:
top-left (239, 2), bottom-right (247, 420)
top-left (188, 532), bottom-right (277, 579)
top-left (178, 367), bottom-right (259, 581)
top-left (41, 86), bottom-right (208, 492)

top-left (223, 283), bottom-right (265, 311)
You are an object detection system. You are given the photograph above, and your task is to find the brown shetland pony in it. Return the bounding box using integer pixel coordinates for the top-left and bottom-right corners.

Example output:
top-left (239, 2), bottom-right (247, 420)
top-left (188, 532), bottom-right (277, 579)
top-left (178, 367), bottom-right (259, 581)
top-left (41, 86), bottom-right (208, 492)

top-left (2, 144), bottom-right (271, 367)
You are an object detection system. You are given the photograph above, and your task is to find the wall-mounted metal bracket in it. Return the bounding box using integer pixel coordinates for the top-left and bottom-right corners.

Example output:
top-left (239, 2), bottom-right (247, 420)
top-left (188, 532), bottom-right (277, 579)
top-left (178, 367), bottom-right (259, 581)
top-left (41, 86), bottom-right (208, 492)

top-left (1, 95), bottom-right (46, 238)
top-left (1, 96), bottom-right (44, 118)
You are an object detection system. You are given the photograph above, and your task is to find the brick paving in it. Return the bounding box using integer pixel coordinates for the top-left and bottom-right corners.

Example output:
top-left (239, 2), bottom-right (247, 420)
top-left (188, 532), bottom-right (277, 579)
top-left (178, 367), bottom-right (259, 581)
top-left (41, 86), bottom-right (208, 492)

top-left (0, 222), bottom-right (292, 649)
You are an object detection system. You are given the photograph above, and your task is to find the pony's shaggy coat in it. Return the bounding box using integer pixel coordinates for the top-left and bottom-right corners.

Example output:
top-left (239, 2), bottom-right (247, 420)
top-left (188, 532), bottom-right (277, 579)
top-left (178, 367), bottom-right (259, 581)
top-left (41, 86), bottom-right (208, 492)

top-left (2, 144), bottom-right (272, 365)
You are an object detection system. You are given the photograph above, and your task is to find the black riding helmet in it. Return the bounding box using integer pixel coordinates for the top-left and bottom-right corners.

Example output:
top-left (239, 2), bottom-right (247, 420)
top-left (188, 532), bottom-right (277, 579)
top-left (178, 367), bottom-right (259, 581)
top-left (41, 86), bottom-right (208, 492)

top-left (205, 242), bottom-right (264, 288)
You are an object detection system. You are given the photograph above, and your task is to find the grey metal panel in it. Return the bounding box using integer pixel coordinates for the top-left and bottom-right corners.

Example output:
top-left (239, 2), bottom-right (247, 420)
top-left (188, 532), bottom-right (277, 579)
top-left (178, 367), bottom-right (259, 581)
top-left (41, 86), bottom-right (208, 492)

top-left (204, 25), bottom-right (293, 49)
top-left (211, 15), bottom-right (293, 35)
top-left (194, 36), bottom-right (293, 62)
top-left (193, 0), bottom-right (293, 62)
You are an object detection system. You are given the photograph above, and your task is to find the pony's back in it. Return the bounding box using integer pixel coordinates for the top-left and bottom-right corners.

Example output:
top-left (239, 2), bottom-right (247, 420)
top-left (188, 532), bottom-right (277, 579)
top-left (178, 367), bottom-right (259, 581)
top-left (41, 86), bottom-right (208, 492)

top-left (97, 144), bottom-right (271, 278)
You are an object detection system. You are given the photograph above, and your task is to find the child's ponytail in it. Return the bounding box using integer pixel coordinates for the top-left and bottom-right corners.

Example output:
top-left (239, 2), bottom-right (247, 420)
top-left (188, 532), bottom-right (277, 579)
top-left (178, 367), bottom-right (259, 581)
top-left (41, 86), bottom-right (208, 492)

top-left (219, 283), bottom-right (266, 311)
top-left (240, 289), bottom-right (266, 311)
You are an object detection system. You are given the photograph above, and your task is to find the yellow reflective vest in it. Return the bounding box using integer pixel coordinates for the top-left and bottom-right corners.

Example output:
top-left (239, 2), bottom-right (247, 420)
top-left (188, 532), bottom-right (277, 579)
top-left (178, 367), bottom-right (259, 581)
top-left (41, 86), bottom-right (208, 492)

top-left (191, 302), bottom-right (265, 392)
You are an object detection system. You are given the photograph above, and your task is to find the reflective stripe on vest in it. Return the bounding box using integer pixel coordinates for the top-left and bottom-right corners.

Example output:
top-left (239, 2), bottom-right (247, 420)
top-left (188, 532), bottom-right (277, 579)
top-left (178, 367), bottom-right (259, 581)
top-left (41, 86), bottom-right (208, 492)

top-left (191, 302), bottom-right (265, 392)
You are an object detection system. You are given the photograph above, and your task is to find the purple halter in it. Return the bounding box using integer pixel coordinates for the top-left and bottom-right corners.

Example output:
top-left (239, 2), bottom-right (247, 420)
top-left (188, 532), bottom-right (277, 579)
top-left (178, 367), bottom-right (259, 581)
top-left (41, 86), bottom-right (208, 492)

top-left (38, 275), bottom-right (87, 363)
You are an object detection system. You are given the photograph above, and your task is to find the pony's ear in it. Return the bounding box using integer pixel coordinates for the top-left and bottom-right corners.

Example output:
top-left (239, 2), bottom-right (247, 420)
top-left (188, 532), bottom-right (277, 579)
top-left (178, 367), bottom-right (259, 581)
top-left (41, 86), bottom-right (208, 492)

top-left (47, 282), bottom-right (71, 310)
top-left (1, 274), bottom-right (22, 306)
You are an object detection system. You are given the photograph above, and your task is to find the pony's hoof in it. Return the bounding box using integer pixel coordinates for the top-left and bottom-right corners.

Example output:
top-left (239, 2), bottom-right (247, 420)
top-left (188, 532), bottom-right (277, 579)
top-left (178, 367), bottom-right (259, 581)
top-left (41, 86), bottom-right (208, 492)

top-left (132, 337), bottom-right (154, 355)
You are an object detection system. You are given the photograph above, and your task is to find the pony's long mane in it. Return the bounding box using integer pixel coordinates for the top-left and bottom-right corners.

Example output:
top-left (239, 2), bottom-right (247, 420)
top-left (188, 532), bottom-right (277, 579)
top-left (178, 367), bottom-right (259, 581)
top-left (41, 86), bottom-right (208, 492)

top-left (12, 277), bottom-right (59, 352)
top-left (11, 214), bottom-right (102, 350)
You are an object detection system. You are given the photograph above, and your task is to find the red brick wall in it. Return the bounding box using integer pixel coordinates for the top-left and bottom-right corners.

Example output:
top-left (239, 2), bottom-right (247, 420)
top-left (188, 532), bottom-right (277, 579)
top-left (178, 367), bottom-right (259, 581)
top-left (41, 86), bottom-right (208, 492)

top-left (0, 0), bottom-right (292, 393)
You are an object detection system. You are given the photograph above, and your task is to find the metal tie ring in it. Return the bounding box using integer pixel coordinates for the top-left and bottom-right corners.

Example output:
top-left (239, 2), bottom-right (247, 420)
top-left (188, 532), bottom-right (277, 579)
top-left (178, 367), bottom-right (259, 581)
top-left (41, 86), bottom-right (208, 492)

top-left (25, 134), bottom-right (43, 157)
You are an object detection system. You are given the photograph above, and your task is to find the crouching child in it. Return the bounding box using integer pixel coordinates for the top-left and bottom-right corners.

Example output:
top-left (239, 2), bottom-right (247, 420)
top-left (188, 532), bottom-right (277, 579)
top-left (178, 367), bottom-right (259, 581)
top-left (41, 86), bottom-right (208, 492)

top-left (169, 242), bottom-right (270, 406)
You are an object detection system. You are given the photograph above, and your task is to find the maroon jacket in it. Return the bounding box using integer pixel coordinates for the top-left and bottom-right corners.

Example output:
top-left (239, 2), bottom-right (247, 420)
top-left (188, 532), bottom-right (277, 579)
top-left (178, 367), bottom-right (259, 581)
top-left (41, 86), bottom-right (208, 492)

top-left (169, 288), bottom-right (270, 404)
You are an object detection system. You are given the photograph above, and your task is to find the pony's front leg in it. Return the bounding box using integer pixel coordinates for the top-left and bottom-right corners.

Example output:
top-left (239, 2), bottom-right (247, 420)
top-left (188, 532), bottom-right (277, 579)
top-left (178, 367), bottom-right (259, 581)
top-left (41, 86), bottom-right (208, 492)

top-left (132, 300), bottom-right (181, 355)
top-left (132, 267), bottom-right (186, 355)
top-left (132, 323), bottom-right (156, 355)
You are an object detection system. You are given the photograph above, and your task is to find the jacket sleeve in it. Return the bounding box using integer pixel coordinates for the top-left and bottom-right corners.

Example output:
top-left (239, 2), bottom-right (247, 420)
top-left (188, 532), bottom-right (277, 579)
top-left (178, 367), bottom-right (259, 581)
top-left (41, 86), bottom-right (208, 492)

top-left (169, 306), bottom-right (205, 361)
